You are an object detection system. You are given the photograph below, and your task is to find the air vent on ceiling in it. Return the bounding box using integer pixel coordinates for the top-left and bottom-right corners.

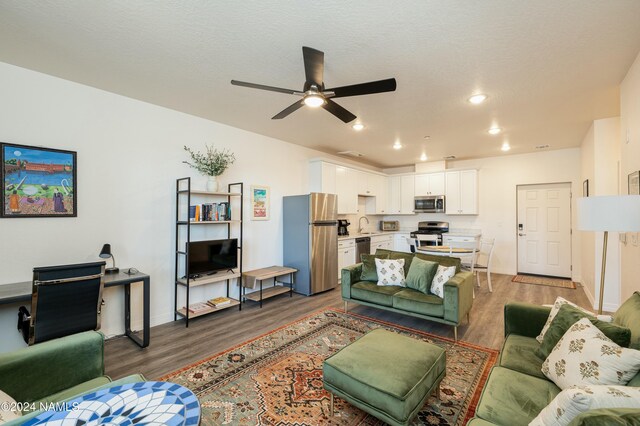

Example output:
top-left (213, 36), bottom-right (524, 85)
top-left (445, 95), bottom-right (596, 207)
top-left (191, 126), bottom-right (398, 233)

top-left (535, 144), bottom-right (550, 149)
top-left (337, 150), bottom-right (365, 158)
top-left (442, 155), bottom-right (456, 160)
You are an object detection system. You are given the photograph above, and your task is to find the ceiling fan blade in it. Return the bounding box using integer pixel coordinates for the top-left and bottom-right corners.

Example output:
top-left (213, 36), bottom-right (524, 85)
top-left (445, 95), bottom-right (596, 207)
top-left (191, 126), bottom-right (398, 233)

top-left (326, 78), bottom-right (397, 98)
top-left (302, 46), bottom-right (324, 89)
top-left (272, 100), bottom-right (305, 119)
top-left (231, 80), bottom-right (300, 95)
top-left (322, 99), bottom-right (357, 123)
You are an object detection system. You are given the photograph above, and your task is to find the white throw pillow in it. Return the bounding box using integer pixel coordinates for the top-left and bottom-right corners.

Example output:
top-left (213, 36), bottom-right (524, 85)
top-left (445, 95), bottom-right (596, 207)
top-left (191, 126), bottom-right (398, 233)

top-left (542, 318), bottom-right (640, 389)
top-left (0, 389), bottom-right (21, 423)
top-left (537, 296), bottom-right (594, 343)
top-left (529, 385), bottom-right (640, 426)
top-left (430, 265), bottom-right (456, 298)
top-left (375, 258), bottom-right (406, 287)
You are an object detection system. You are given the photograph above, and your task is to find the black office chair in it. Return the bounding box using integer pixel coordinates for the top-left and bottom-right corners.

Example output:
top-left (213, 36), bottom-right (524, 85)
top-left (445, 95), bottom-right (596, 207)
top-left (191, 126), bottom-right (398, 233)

top-left (17, 261), bottom-right (106, 345)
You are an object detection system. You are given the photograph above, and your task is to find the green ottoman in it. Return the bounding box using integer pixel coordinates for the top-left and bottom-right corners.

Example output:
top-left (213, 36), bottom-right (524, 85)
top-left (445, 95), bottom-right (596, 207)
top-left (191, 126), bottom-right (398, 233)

top-left (323, 328), bottom-right (446, 426)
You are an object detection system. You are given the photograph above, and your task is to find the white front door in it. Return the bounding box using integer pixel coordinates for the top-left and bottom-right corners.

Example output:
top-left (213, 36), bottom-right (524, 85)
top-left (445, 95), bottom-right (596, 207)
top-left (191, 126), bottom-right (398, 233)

top-left (517, 183), bottom-right (572, 278)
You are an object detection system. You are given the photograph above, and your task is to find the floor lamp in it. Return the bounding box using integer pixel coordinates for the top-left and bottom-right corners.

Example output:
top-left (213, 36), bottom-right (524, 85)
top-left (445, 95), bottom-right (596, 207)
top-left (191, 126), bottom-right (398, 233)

top-left (577, 195), bottom-right (640, 314)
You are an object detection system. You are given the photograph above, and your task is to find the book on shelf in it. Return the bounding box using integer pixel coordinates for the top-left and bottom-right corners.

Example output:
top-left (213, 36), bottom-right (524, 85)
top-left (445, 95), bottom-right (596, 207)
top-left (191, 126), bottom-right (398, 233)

top-left (207, 296), bottom-right (232, 307)
top-left (185, 302), bottom-right (212, 313)
top-left (189, 203), bottom-right (232, 222)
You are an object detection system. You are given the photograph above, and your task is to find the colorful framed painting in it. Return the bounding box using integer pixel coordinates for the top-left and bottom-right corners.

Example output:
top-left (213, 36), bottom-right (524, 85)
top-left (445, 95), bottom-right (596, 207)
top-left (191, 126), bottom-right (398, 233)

top-left (1, 143), bottom-right (77, 218)
top-left (250, 185), bottom-right (269, 220)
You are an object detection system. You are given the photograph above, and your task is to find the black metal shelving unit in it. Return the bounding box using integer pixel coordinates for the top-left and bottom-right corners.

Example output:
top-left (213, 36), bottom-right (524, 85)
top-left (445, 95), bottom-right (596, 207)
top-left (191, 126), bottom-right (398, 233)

top-left (174, 177), bottom-right (243, 327)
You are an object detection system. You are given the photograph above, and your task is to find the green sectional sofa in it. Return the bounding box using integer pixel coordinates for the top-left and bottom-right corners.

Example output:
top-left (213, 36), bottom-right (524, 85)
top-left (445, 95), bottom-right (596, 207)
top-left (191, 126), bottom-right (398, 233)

top-left (468, 292), bottom-right (640, 425)
top-left (0, 331), bottom-right (145, 425)
top-left (341, 248), bottom-right (474, 340)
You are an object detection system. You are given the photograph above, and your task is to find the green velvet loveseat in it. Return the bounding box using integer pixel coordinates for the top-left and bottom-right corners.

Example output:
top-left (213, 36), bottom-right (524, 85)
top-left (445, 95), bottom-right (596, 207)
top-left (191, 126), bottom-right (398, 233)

top-left (0, 331), bottom-right (145, 425)
top-left (341, 248), bottom-right (474, 341)
top-left (467, 292), bottom-right (640, 425)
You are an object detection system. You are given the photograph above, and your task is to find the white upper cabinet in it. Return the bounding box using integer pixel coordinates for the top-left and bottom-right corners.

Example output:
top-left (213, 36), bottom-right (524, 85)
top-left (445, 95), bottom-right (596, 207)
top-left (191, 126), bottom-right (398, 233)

top-left (445, 169), bottom-right (478, 215)
top-left (414, 172), bottom-right (445, 196)
top-left (370, 174), bottom-right (387, 214)
top-left (387, 175), bottom-right (415, 215)
top-left (336, 166), bottom-right (358, 214)
top-left (356, 171), bottom-right (379, 196)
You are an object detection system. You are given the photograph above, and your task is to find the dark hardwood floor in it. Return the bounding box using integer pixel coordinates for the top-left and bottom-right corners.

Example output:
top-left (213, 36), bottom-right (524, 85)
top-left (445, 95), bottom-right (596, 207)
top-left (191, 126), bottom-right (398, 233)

top-left (104, 273), bottom-right (590, 380)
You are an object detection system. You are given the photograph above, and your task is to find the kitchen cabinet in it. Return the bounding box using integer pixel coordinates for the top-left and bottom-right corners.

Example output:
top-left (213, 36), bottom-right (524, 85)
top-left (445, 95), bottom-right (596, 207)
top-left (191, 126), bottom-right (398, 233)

top-left (393, 233), bottom-right (412, 253)
top-left (414, 172), bottom-right (445, 196)
top-left (364, 174), bottom-right (388, 214)
top-left (387, 176), bottom-right (416, 215)
top-left (445, 169), bottom-right (478, 215)
top-left (356, 170), bottom-right (379, 196)
top-left (336, 166), bottom-right (358, 214)
top-left (370, 235), bottom-right (394, 253)
top-left (309, 161), bottom-right (336, 194)
top-left (338, 239), bottom-right (356, 279)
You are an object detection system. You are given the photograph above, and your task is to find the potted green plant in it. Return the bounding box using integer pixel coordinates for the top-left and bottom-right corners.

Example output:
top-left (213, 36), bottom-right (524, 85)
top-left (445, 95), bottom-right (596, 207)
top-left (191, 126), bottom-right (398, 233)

top-left (183, 144), bottom-right (236, 192)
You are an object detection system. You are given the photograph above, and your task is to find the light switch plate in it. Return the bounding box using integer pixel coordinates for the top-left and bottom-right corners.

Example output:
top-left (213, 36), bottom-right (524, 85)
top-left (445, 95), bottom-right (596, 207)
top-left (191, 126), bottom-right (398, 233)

top-left (631, 233), bottom-right (639, 247)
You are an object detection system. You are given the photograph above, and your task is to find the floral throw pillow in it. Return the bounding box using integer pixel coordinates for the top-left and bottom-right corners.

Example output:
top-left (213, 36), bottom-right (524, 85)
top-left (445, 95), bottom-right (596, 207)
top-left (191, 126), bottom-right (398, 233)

top-left (430, 265), bottom-right (456, 298)
top-left (542, 318), bottom-right (640, 390)
top-left (375, 258), bottom-right (406, 287)
top-left (537, 296), bottom-right (594, 343)
top-left (530, 385), bottom-right (640, 426)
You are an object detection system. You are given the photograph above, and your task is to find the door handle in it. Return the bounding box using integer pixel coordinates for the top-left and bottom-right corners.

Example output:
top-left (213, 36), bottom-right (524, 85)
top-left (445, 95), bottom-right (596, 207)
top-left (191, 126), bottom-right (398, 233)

top-left (518, 233), bottom-right (526, 236)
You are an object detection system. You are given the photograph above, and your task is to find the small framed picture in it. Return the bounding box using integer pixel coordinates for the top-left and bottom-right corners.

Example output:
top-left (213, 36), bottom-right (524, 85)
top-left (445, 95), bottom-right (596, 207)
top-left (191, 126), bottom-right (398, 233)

top-left (629, 171), bottom-right (640, 195)
top-left (583, 179), bottom-right (589, 197)
top-left (1, 142), bottom-right (77, 218)
top-left (250, 185), bottom-right (270, 220)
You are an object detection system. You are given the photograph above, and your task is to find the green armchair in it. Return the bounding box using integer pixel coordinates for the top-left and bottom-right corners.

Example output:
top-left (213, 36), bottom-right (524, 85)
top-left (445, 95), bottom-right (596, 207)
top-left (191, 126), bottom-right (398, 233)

top-left (0, 331), bottom-right (145, 424)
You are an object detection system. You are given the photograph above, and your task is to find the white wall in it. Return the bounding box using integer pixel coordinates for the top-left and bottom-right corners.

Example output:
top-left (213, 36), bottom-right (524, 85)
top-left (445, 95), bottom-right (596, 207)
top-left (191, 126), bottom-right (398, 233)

top-left (620, 50), bottom-right (640, 302)
top-left (580, 124), bottom-right (596, 304)
top-left (0, 62), bottom-right (363, 352)
top-left (384, 148), bottom-right (583, 278)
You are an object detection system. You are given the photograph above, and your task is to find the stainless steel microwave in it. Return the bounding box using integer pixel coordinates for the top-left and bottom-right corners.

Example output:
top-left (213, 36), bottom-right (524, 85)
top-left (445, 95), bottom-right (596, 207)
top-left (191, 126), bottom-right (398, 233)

top-left (414, 196), bottom-right (445, 213)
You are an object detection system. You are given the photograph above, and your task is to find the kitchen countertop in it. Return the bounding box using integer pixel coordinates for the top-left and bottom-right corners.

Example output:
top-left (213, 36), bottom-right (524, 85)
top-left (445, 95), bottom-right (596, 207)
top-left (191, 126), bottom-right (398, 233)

top-left (338, 231), bottom-right (409, 241)
top-left (338, 229), bottom-right (482, 241)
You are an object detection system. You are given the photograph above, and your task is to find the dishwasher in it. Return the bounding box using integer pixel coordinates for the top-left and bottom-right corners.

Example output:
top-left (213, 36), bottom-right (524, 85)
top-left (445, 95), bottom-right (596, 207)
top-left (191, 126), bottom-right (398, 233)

top-left (355, 237), bottom-right (371, 262)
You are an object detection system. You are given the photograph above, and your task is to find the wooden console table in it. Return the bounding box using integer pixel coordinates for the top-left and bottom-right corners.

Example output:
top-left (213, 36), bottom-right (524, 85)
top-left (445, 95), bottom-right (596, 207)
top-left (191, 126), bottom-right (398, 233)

top-left (242, 266), bottom-right (297, 308)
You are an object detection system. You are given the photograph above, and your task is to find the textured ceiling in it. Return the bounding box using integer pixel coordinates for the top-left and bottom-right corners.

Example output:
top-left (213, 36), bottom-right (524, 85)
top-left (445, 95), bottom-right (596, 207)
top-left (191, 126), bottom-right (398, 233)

top-left (1, 1), bottom-right (639, 167)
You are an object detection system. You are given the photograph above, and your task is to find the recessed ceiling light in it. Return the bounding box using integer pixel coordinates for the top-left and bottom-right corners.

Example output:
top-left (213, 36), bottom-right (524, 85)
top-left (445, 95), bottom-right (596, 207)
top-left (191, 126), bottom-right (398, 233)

top-left (303, 94), bottom-right (325, 108)
top-left (501, 142), bottom-right (511, 152)
top-left (488, 127), bottom-right (502, 135)
top-left (393, 141), bottom-right (402, 150)
top-left (468, 94), bottom-right (488, 104)
top-left (352, 122), bottom-right (364, 131)
top-left (420, 153), bottom-right (428, 161)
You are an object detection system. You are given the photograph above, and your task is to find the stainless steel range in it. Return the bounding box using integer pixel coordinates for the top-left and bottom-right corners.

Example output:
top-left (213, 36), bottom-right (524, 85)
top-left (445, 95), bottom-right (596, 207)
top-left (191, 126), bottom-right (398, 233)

top-left (409, 221), bottom-right (449, 247)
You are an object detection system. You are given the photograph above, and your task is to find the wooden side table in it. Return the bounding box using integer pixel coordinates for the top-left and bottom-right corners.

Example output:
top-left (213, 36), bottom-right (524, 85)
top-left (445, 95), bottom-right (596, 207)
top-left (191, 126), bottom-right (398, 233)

top-left (242, 266), bottom-right (297, 307)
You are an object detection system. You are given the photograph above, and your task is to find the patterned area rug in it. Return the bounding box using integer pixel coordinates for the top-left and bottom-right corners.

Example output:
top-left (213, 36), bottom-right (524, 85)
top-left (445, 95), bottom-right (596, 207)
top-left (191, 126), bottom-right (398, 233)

top-left (512, 274), bottom-right (577, 289)
top-left (160, 308), bottom-right (498, 426)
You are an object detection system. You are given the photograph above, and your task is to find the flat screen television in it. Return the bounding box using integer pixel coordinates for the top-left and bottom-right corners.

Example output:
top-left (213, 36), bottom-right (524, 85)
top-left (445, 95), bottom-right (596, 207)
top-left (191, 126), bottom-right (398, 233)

top-left (188, 238), bottom-right (238, 275)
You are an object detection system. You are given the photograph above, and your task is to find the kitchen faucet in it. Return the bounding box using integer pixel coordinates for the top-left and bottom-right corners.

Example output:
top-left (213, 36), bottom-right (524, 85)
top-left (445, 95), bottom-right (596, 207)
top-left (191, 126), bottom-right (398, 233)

top-left (358, 216), bottom-right (370, 234)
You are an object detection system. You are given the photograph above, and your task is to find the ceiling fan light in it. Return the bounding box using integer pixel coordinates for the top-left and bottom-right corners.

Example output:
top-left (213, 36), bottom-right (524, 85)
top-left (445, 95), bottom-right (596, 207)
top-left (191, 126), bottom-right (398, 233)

top-left (304, 94), bottom-right (325, 108)
top-left (352, 123), bottom-right (364, 131)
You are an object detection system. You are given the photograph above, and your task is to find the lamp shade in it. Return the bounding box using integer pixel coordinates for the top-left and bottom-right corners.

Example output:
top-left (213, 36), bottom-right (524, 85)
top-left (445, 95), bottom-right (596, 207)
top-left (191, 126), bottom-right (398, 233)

top-left (577, 195), bottom-right (640, 232)
top-left (99, 244), bottom-right (112, 258)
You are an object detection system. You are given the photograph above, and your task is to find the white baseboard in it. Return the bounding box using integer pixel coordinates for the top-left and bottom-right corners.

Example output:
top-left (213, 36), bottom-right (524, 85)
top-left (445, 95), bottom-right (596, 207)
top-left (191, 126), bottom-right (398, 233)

top-left (581, 284), bottom-right (595, 309)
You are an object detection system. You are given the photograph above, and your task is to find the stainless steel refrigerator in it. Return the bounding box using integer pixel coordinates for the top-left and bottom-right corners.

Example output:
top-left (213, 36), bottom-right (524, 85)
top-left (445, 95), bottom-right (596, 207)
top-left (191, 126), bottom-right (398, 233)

top-left (283, 193), bottom-right (338, 295)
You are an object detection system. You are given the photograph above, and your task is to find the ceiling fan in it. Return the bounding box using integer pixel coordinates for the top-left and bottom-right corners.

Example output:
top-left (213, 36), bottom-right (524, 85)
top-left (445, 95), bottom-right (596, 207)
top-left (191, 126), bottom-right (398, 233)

top-left (231, 46), bottom-right (397, 123)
